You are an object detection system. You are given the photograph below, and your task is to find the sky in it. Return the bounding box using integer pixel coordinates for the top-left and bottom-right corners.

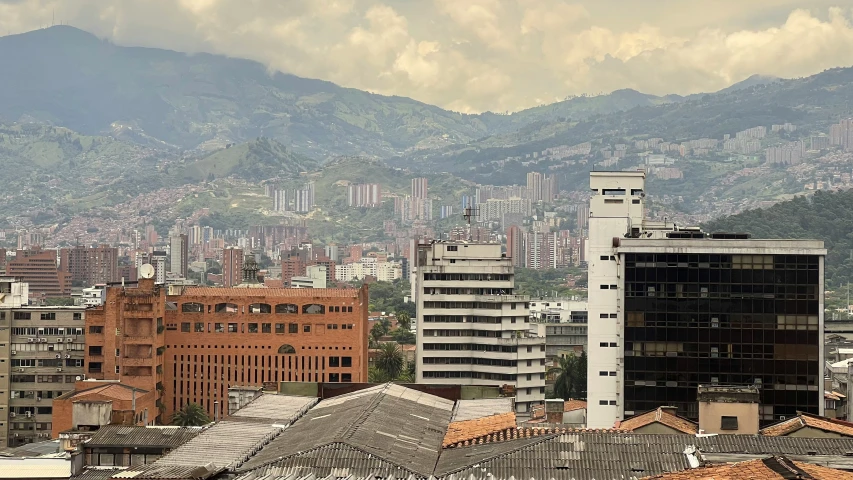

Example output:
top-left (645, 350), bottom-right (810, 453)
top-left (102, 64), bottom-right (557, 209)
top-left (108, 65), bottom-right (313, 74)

top-left (1, 0), bottom-right (852, 113)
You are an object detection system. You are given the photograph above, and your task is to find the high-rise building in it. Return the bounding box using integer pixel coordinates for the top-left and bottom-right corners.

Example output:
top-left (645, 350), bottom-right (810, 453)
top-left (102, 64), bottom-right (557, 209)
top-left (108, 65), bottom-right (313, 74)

top-left (525, 231), bottom-right (557, 270)
top-left (411, 178), bottom-right (428, 199)
top-left (135, 251), bottom-right (166, 285)
top-left (221, 247), bottom-right (244, 288)
top-left (526, 172), bottom-right (543, 202)
top-left (6, 247), bottom-right (71, 298)
top-left (829, 118), bottom-right (853, 150)
top-left (414, 241), bottom-right (546, 414)
top-left (85, 276), bottom-right (369, 420)
top-left (506, 225), bottom-right (524, 268)
top-left (0, 303), bottom-right (86, 447)
top-left (59, 245), bottom-right (118, 286)
top-left (169, 234), bottom-right (188, 278)
top-left (543, 174), bottom-right (558, 203)
top-left (586, 171), bottom-right (825, 428)
top-left (347, 183), bottom-right (382, 207)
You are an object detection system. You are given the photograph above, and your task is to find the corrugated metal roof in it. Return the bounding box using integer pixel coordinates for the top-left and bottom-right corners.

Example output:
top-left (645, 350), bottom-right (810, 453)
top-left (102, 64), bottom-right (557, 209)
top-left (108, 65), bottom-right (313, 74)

top-left (71, 467), bottom-right (126, 480)
top-left (111, 464), bottom-right (221, 479)
top-left (229, 395), bottom-right (318, 425)
top-left (0, 439), bottom-right (60, 457)
top-left (451, 398), bottom-right (514, 422)
top-left (85, 426), bottom-right (200, 449)
top-left (238, 384), bottom-right (454, 476)
top-left (234, 443), bottom-right (420, 479)
top-left (0, 459), bottom-right (71, 479)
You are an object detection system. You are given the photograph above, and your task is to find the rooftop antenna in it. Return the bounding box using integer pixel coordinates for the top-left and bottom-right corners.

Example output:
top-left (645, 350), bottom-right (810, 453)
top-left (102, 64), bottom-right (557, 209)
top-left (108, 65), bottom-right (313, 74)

top-left (462, 205), bottom-right (479, 242)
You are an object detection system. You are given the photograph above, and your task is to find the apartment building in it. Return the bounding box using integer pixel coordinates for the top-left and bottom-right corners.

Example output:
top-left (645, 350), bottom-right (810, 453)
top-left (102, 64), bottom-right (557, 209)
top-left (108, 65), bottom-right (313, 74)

top-left (169, 235), bottom-right (188, 279)
top-left (414, 241), bottom-right (546, 414)
top-left (6, 247), bottom-right (71, 298)
top-left (0, 296), bottom-right (85, 447)
top-left (59, 245), bottom-right (118, 286)
top-left (84, 268), bottom-right (369, 421)
top-left (586, 171), bottom-right (826, 428)
top-left (221, 247), bottom-right (244, 288)
top-left (529, 299), bottom-right (589, 360)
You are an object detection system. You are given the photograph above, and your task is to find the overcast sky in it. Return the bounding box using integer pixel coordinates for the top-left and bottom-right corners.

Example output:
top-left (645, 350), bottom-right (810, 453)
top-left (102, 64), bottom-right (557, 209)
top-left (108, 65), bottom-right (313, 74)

top-left (1, 0), bottom-right (852, 113)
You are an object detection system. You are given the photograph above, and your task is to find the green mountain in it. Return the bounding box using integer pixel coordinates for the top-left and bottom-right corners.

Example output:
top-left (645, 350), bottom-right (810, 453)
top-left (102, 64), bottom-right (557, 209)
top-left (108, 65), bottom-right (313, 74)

top-left (702, 189), bottom-right (853, 287)
top-left (179, 137), bottom-right (320, 182)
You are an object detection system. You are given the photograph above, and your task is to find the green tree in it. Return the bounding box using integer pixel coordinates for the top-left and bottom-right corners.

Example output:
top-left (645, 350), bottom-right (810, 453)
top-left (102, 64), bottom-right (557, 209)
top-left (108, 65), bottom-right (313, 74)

top-left (171, 403), bottom-right (211, 426)
top-left (390, 328), bottom-right (416, 345)
top-left (370, 322), bottom-right (388, 342)
top-left (368, 366), bottom-right (389, 383)
top-left (576, 351), bottom-right (588, 398)
top-left (396, 312), bottom-right (411, 330)
top-left (375, 342), bottom-right (404, 380)
top-left (548, 354), bottom-right (587, 400)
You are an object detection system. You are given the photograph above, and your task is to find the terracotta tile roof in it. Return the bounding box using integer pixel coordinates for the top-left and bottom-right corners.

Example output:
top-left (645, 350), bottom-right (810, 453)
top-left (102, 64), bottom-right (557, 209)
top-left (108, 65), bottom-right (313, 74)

top-left (642, 456), bottom-right (853, 479)
top-left (563, 399), bottom-right (587, 412)
top-left (443, 413), bottom-right (517, 448)
top-left (760, 412), bottom-right (853, 437)
top-left (66, 383), bottom-right (149, 402)
top-left (443, 426), bottom-right (629, 448)
top-left (618, 407), bottom-right (699, 434)
top-left (263, 279), bottom-right (284, 288)
top-left (826, 390), bottom-right (846, 400)
top-left (173, 287), bottom-right (360, 297)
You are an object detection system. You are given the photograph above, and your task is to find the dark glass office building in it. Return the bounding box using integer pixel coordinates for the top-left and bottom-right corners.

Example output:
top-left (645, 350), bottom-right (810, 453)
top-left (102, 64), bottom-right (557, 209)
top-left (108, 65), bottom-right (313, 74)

top-left (621, 244), bottom-right (824, 425)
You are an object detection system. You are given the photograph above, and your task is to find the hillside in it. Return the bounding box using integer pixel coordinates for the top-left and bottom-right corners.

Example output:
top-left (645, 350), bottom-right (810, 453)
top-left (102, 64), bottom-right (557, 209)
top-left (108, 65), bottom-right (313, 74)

top-left (702, 189), bottom-right (853, 287)
top-left (179, 137), bottom-right (320, 182)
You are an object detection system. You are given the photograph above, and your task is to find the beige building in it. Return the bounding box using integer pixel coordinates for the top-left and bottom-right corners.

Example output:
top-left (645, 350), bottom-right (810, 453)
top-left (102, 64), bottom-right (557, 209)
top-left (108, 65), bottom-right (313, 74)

top-left (697, 385), bottom-right (760, 435)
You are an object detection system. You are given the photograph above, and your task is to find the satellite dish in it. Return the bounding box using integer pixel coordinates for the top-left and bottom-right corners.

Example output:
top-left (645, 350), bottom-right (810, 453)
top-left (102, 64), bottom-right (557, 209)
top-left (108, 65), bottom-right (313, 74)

top-left (75, 376), bottom-right (82, 381)
top-left (139, 264), bottom-right (155, 279)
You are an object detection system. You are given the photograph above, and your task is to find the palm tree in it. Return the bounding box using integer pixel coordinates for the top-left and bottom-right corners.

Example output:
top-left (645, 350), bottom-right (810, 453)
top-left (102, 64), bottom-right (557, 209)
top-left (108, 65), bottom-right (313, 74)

top-left (171, 402), bottom-right (211, 426)
top-left (548, 354), bottom-right (578, 401)
top-left (375, 342), bottom-right (404, 380)
top-left (368, 366), bottom-right (389, 383)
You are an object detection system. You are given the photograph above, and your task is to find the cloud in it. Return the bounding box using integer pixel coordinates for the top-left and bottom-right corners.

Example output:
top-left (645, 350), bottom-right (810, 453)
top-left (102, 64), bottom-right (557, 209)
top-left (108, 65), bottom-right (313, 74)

top-left (0, 1), bottom-right (852, 113)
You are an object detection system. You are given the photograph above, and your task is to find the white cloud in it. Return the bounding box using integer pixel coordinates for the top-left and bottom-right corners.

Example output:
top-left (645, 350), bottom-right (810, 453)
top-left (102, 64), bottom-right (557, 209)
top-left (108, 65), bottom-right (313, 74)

top-left (0, 1), bottom-right (852, 113)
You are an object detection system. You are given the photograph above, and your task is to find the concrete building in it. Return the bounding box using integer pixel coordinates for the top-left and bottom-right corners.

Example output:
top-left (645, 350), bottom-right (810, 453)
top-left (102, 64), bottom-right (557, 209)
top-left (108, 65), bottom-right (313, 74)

top-left (221, 247), bottom-right (244, 288)
top-left (506, 225), bottom-right (524, 268)
top-left (586, 171), bottom-right (826, 428)
top-left (414, 241), bottom-right (546, 414)
top-left (135, 251), bottom-right (166, 285)
top-left (529, 299), bottom-right (588, 359)
top-left (0, 277), bottom-right (29, 308)
top-left (169, 234), bottom-right (189, 279)
top-left (0, 305), bottom-right (86, 447)
top-left (59, 245), bottom-right (118, 286)
top-left (291, 265), bottom-right (328, 289)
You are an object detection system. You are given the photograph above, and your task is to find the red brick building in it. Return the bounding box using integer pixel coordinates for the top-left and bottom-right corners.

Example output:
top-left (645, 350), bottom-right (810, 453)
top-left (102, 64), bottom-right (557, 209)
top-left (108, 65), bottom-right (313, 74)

top-left (60, 245), bottom-right (119, 286)
top-left (83, 278), bottom-right (368, 422)
top-left (6, 247), bottom-right (71, 297)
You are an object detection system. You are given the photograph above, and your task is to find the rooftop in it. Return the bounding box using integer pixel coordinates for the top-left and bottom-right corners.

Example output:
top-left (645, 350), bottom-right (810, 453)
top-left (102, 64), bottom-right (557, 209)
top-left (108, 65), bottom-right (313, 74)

top-left (760, 412), bottom-right (853, 438)
top-left (171, 287), bottom-right (361, 298)
top-left (443, 413), bottom-right (517, 448)
top-left (227, 394), bottom-right (317, 425)
top-left (84, 426), bottom-right (200, 449)
top-left (451, 398), bottom-right (514, 422)
top-left (564, 399), bottom-right (587, 412)
top-left (641, 456), bottom-right (853, 480)
top-left (618, 407), bottom-right (699, 435)
top-left (57, 383), bottom-right (149, 402)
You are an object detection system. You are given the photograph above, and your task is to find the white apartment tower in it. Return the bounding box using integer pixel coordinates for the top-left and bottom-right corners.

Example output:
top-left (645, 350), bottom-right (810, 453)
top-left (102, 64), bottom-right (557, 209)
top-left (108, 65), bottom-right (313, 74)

top-left (587, 171), bottom-right (646, 428)
top-left (414, 241), bottom-right (546, 414)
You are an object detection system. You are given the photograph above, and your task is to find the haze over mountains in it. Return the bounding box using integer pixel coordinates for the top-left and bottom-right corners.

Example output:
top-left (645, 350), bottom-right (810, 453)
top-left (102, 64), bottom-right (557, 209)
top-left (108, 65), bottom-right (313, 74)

top-left (0, 25), bottom-right (802, 160)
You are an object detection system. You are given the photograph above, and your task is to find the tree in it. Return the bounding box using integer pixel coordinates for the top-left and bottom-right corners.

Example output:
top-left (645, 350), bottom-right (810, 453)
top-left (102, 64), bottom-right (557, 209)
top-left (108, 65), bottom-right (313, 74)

top-left (390, 328), bottom-right (415, 345)
top-left (396, 312), bottom-right (411, 330)
top-left (576, 351), bottom-right (588, 398)
top-left (375, 342), bottom-right (404, 380)
top-left (549, 353), bottom-right (587, 400)
top-left (171, 403), bottom-right (211, 426)
top-left (370, 322), bottom-right (388, 342)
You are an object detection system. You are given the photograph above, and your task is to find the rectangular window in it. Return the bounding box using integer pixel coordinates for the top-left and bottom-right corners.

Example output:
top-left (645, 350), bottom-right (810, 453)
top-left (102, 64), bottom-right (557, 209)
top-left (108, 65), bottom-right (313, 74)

top-left (599, 371), bottom-right (608, 376)
top-left (228, 323), bottom-right (238, 333)
top-left (13, 312), bottom-right (31, 320)
top-left (329, 357), bottom-right (340, 367)
top-left (609, 314), bottom-right (618, 318)
top-left (180, 323), bottom-right (190, 333)
top-left (275, 323), bottom-right (285, 334)
top-left (609, 371), bottom-right (616, 376)
top-left (262, 323), bottom-right (271, 333)
top-left (609, 400), bottom-right (617, 405)
top-left (89, 326), bottom-right (103, 334)
top-left (347, 306), bottom-right (353, 312)
top-left (342, 357), bottom-right (352, 367)
top-left (289, 323), bottom-right (298, 334)
top-left (303, 325), bottom-right (311, 333)
top-left (447, 245), bottom-right (458, 251)
top-left (40, 313), bottom-right (55, 320)
top-left (609, 342), bottom-right (617, 347)
top-left (721, 416), bottom-right (739, 430)
top-left (73, 313), bottom-right (82, 320)
top-left (329, 373), bottom-right (340, 382)
top-left (215, 323), bottom-right (224, 333)
top-left (600, 313), bottom-right (609, 319)
top-left (194, 323), bottom-right (204, 333)
top-left (599, 400), bottom-right (608, 405)
top-left (600, 342), bottom-right (608, 347)
top-left (342, 373), bottom-right (352, 382)
top-left (248, 323), bottom-right (258, 333)
top-left (600, 285), bottom-right (609, 289)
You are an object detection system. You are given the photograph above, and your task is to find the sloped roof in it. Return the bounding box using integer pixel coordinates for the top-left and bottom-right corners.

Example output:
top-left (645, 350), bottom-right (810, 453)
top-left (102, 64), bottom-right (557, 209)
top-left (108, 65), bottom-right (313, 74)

top-left (641, 456), bottom-right (853, 480)
top-left (760, 412), bottom-right (853, 437)
top-left (59, 383), bottom-right (149, 402)
top-left (442, 426), bottom-right (629, 449)
top-left (564, 399), bottom-right (587, 412)
top-left (237, 383), bottom-right (455, 476)
top-left (619, 408), bottom-right (699, 435)
top-left (227, 394), bottom-right (317, 425)
top-left (84, 426), bottom-right (200, 449)
top-left (451, 398), bottom-right (514, 422)
top-left (443, 413), bottom-right (517, 448)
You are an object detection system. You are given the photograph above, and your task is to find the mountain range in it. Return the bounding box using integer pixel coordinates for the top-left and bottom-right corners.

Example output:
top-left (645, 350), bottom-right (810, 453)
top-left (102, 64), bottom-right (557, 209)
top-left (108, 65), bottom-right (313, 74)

top-left (0, 26), bottom-right (792, 160)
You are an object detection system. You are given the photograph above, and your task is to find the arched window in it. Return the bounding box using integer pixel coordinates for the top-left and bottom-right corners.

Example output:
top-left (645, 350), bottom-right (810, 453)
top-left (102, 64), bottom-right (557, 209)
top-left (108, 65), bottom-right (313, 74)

top-left (249, 303), bottom-right (272, 314)
top-left (214, 303), bottom-right (238, 313)
top-left (277, 344), bottom-right (296, 354)
top-left (302, 304), bottom-right (325, 314)
top-left (181, 302), bottom-right (203, 313)
top-left (275, 304), bottom-right (298, 314)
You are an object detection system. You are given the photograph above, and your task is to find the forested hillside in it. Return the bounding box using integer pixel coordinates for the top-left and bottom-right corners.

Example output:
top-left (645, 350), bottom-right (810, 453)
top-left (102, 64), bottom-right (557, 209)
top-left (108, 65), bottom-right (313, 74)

top-left (702, 189), bottom-right (853, 287)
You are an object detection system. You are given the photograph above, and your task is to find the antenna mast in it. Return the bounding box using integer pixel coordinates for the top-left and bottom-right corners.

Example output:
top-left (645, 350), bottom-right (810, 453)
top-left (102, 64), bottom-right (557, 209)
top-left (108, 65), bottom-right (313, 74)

top-left (462, 205), bottom-right (479, 242)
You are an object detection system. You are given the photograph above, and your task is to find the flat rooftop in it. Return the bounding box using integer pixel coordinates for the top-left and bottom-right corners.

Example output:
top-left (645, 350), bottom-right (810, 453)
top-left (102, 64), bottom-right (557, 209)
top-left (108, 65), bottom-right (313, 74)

top-left (618, 238), bottom-right (825, 254)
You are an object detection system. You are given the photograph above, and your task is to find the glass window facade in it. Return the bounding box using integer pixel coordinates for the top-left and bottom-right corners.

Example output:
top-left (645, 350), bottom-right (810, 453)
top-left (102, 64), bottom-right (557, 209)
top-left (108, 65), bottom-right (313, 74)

top-left (623, 253), bottom-right (820, 424)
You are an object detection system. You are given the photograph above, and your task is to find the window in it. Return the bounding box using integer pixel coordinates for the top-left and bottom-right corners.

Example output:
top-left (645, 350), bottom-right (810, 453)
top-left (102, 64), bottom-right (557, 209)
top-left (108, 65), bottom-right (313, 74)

top-left (194, 322), bottom-right (204, 332)
top-left (289, 323), bottom-right (298, 334)
top-left (73, 313), bottom-right (82, 320)
top-left (39, 312), bottom-right (55, 320)
top-left (275, 323), bottom-right (285, 334)
top-left (342, 373), bottom-right (352, 382)
top-left (609, 400), bottom-right (617, 405)
top-left (610, 342), bottom-right (617, 347)
top-left (181, 303), bottom-right (203, 313)
top-left (609, 371), bottom-right (617, 376)
top-left (214, 303), bottom-right (238, 314)
top-left (303, 325), bottom-right (311, 333)
top-left (609, 314), bottom-right (618, 318)
top-left (599, 400), bottom-right (608, 405)
top-left (600, 342), bottom-right (608, 347)
top-left (276, 304), bottom-right (299, 314)
top-left (228, 323), bottom-right (238, 333)
top-left (329, 373), bottom-right (340, 382)
top-left (447, 245), bottom-right (458, 251)
top-left (610, 285), bottom-right (617, 289)
top-left (303, 304), bottom-right (325, 314)
top-left (89, 326), bottom-right (103, 334)
top-left (329, 357), bottom-right (340, 367)
top-left (600, 313), bottom-right (609, 319)
top-left (249, 303), bottom-right (271, 314)
top-left (13, 312), bottom-right (30, 320)
top-left (347, 306), bottom-right (353, 312)
top-left (115, 366), bottom-right (120, 374)
top-left (180, 323), bottom-right (190, 332)
top-left (342, 357), bottom-right (352, 367)
top-left (277, 344), bottom-right (296, 354)
top-left (89, 346), bottom-right (102, 356)
top-left (600, 285), bottom-right (609, 289)
top-left (215, 323), bottom-right (224, 333)
top-left (248, 323), bottom-right (258, 333)
top-left (262, 323), bottom-right (271, 333)
top-left (599, 371), bottom-right (608, 376)
top-left (721, 416), bottom-right (739, 430)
